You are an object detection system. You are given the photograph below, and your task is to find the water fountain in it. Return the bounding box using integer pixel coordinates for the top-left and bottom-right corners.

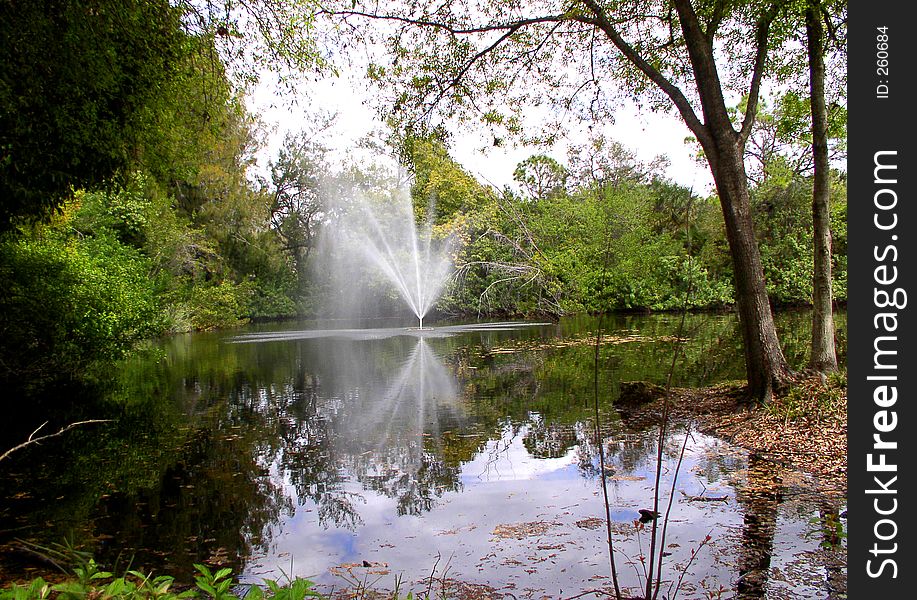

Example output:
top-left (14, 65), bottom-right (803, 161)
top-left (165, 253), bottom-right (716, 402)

top-left (340, 188), bottom-right (456, 329)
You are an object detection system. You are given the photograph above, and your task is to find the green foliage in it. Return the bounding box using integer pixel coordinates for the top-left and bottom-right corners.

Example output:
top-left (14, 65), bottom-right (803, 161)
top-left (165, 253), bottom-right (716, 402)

top-left (0, 0), bottom-right (185, 230)
top-left (766, 375), bottom-right (846, 422)
top-left (193, 564), bottom-right (235, 600)
top-left (0, 10), bottom-right (321, 391)
top-left (0, 563), bottom-right (324, 600)
top-left (750, 170), bottom-right (848, 306)
top-left (0, 0), bottom-right (850, 396)
top-left (403, 136), bottom-right (493, 223)
top-left (429, 138), bottom-right (846, 318)
top-left (513, 155), bottom-right (568, 200)
top-left (261, 578), bottom-right (322, 600)
top-left (0, 578), bottom-right (52, 600)
top-left (829, 183), bottom-right (848, 302)
top-left (743, 92), bottom-right (847, 185)
top-left (0, 229), bottom-right (163, 392)
top-left (808, 511), bottom-right (847, 550)
top-left (0, 548), bottom-right (198, 600)
top-left (437, 148), bottom-right (736, 316)
top-left (186, 281), bottom-right (255, 331)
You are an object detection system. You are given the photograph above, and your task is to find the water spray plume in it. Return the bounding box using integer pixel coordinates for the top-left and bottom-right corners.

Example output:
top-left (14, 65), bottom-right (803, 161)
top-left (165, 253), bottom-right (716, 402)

top-left (342, 189), bottom-right (457, 328)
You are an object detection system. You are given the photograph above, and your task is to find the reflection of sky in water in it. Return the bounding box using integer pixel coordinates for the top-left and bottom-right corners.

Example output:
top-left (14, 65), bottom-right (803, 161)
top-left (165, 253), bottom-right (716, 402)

top-left (0, 315), bottom-right (845, 596)
top-left (236, 328), bottom-right (840, 598)
top-left (250, 425), bottom-right (751, 597)
top-left (460, 424), bottom-right (577, 483)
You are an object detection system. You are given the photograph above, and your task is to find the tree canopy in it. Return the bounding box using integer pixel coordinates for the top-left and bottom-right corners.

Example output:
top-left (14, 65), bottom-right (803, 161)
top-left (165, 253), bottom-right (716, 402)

top-left (0, 0), bottom-right (186, 230)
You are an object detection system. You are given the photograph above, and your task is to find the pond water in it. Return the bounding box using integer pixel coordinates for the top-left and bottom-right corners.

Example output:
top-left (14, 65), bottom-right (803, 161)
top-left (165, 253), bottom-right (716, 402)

top-left (0, 312), bottom-right (846, 598)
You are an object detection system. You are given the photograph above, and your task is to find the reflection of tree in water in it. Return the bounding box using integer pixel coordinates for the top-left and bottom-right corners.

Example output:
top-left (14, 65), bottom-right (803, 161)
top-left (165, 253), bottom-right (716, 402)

top-left (523, 413), bottom-right (580, 459)
top-left (671, 316), bottom-right (745, 385)
top-left (466, 346), bottom-right (666, 478)
top-left (92, 423), bottom-right (291, 582)
top-left (258, 338), bottom-right (465, 526)
top-left (351, 443), bottom-right (460, 516)
top-left (734, 453), bottom-right (781, 599)
top-left (177, 363), bottom-right (369, 533)
top-left (691, 437), bottom-right (747, 488)
top-left (574, 425), bottom-right (684, 481)
top-left (733, 454), bottom-right (846, 598)
top-left (4, 315), bottom-right (848, 586)
top-left (278, 414), bottom-right (366, 530)
top-left (239, 375), bottom-right (366, 530)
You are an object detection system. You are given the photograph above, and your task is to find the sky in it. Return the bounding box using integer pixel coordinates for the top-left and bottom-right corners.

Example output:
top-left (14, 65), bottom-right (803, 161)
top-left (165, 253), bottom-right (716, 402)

top-left (248, 71), bottom-right (717, 194)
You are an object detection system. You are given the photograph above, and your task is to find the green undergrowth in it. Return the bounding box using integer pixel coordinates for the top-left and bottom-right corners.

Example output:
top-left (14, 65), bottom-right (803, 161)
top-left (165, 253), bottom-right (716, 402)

top-left (1, 561), bottom-right (326, 600)
top-left (766, 369), bottom-right (847, 422)
top-left (0, 559), bottom-right (432, 600)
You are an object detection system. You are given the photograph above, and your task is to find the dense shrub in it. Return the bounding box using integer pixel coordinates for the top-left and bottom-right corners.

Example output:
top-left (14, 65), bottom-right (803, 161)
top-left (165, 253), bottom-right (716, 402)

top-left (0, 232), bottom-right (163, 392)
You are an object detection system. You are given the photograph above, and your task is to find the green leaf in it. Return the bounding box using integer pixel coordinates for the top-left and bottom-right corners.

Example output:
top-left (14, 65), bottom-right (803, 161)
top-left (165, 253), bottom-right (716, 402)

top-left (214, 568), bottom-right (232, 581)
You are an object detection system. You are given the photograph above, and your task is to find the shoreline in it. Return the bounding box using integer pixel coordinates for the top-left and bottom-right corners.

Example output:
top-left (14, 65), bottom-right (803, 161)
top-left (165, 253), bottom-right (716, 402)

top-left (618, 376), bottom-right (848, 497)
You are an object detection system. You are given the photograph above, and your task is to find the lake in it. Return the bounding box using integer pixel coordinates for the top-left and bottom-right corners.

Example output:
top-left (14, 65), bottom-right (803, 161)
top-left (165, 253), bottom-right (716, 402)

top-left (0, 311), bottom-right (846, 598)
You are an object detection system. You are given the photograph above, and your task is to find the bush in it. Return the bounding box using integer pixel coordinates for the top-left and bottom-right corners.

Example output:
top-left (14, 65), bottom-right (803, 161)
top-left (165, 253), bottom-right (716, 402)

top-left (0, 561), bottom-right (324, 600)
top-left (0, 231), bottom-right (163, 392)
top-left (187, 281), bottom-right (254, 331)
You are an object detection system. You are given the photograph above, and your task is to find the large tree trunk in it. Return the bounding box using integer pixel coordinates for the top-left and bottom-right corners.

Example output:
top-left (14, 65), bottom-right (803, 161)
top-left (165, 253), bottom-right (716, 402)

top-left (672, 0), bottom-right (792, 401)
top-left (709, 141), bottom-right (793, 401)
top-left (806, 0), bottom-right (838, 373)
top-left (580, 0), bottom-right (792, 400)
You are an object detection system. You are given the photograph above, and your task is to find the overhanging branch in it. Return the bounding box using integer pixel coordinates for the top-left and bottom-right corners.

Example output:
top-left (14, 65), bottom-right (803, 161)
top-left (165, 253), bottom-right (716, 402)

top-left (422, 23), bottom-right (525, 120)
top-left (326, 9), bottom-right (567, 36)
top-left (577, 0), bottom-right (712, 150)
top-left (1, 420), bottom-right (112, 463)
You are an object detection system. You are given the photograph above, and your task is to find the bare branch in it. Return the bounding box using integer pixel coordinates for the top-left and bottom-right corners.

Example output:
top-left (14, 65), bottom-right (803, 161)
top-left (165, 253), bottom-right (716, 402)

top-left (1, 420), bottom-right (112, 463)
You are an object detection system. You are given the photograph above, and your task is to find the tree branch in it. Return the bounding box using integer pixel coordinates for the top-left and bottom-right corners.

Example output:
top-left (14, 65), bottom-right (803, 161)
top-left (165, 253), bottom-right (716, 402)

top-left (577, 0), bottom-right (712, 150)
top-left (326, 9), bottom-right (566, 36)
top-left (739, 6), bottom-right (779, 145)
top-left (820, 4), bottom-right (846, 51)
top-left (706, 0), bottom-right (728, 37)
top-left (1, 420), bottom-right (111, 463)
top-left (422, 23), bottom-right (525, 119)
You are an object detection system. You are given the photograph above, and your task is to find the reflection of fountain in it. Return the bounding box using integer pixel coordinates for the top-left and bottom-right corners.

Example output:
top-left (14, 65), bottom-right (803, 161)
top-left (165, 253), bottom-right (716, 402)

top-left (366, 337), bottom-right (458, 436)
top-left (350, 338), bottom-right (462, 515)
top-left (342, 189), bottom-right (456, 328)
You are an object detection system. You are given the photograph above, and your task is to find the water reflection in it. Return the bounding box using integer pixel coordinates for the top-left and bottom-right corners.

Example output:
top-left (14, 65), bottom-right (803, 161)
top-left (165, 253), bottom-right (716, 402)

top-left (0, 313), bottom-right (846, 596)
top-left (316, 337), bottom-right (463, 519)
top-left (736, 454), bottom-right (782, 598)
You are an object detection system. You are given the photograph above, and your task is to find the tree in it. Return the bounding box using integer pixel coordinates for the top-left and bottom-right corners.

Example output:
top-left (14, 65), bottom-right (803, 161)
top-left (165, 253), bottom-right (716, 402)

top-left (513, 155), bottom-right (568, 200)
top-left (176, 0), bottom-right (328, 88)
top-left (269, 132), bottom-right (328, 294)
top-left (329, 0), bottom-right (798, 401)
top-left (739, 0), bottom-right (846, 373)
top-left (804, 0), bottom-right (845, 373)
top-left (567, 134), bottom-right (667, 190)
top-left (0, 0), bottom-right (185, 230)
top-left (0, 0), bottom-right (331, 232)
